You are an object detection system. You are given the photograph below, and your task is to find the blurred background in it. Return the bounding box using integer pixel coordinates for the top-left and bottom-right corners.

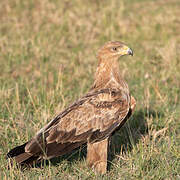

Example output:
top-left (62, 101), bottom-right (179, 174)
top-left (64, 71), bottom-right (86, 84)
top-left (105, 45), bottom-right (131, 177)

top-left (0, 0), bottom-right (179, 179)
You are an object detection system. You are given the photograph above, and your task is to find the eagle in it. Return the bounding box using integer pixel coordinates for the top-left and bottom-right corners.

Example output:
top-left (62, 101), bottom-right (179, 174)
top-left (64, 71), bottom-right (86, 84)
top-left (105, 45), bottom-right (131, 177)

top-left (7, 41), bottom-right (136, 174)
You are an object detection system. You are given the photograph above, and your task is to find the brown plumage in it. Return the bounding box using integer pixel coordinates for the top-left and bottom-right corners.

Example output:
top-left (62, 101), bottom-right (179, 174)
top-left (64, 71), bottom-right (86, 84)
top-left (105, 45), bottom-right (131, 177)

top-left (7, 41), bottom-right (136, 174)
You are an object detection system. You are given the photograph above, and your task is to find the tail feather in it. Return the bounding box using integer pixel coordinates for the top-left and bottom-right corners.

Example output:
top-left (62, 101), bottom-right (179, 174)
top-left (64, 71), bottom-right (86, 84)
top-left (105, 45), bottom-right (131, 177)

top-left (7, 142), bottom-right (39, 166)
top-left (7, 141), bottom-right (86, 167)
top-left (7, 143), bottom-right (27, 158)
top-left (14, 152), bottom-right (33, 164)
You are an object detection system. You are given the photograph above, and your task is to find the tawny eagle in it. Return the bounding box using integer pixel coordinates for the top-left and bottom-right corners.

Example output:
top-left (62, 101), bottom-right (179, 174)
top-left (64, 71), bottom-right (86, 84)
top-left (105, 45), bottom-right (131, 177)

top-left (7, 41), bottom-right (136, 174)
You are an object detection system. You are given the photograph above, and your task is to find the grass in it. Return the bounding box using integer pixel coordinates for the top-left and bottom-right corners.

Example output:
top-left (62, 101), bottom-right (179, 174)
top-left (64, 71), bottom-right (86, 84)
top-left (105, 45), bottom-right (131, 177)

top-left (0, 0), bottom-right (180, 179)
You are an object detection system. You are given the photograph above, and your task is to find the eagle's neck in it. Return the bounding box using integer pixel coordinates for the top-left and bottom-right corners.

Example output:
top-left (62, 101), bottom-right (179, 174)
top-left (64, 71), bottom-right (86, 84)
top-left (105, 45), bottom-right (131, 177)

top-left (93, 57), bottom-right (129, 91)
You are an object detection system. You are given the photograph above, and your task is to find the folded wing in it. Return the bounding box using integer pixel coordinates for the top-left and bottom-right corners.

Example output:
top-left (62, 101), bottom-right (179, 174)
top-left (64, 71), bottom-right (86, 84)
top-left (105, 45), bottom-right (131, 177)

top-left (25, 88), bottom-right (130, 160)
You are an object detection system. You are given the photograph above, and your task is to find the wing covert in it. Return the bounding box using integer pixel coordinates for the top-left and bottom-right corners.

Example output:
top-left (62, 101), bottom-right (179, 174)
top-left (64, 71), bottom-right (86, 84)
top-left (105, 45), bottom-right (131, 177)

top-left (26, 88), bottom-right (130, 153)
top-left (46, 88), bottom-right (130, 143)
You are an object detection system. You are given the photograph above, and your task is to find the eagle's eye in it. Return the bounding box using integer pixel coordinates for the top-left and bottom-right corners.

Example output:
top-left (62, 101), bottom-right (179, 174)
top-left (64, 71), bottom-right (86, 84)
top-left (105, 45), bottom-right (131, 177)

top-left (111, 47), bottom-right (118, 52)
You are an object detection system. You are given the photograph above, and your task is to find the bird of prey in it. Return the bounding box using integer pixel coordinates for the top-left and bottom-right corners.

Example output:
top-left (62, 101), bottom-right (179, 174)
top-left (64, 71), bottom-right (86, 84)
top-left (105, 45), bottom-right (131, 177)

top-left (7, 41), bottom-right (136, 174)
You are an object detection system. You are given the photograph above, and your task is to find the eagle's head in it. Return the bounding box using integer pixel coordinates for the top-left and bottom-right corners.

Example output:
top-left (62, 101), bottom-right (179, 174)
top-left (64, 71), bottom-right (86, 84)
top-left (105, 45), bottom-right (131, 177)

top-left (97, 41), bottom-right (133, 60)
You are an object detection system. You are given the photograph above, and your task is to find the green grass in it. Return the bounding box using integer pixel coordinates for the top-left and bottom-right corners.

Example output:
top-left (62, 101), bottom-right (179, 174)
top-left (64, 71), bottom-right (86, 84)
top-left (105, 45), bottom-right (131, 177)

top-left (0, 0), bottom-right (180, 179)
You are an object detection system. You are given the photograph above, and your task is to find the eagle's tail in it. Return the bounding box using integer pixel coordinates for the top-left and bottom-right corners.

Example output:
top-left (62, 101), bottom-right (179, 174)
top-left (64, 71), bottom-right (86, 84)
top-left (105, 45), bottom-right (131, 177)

top-left (7, 143), bottom-right (39, 166)
top-left (7, 141), bottom-right (86, 167)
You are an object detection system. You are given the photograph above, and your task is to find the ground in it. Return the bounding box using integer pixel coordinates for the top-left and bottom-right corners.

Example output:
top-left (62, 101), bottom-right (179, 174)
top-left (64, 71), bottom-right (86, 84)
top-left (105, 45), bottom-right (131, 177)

top-left (0, 0), bottom-right (180, 179)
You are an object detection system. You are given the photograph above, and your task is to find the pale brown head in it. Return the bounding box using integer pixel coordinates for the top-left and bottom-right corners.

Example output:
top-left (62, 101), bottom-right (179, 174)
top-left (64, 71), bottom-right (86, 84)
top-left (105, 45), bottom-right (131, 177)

top-left (97, 41), bottom-right (133, 60)
top-left (94, 41), bottom-right (133, 88)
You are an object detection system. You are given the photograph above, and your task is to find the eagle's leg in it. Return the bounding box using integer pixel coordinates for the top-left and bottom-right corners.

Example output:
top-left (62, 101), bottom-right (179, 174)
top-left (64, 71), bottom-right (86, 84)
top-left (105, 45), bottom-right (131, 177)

top-left (87, 137), bottom-right (108, 174)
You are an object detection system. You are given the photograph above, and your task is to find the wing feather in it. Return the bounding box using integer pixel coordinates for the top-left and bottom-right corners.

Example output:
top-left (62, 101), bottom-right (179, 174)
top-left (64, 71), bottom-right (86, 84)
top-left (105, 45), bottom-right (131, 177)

top-left (25, 88), bottom-right (130, 157)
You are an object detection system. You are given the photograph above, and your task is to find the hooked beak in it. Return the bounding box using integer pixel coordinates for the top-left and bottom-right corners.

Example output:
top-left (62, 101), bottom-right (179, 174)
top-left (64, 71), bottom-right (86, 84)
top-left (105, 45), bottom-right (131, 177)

top-left (127, 48), bottom-right (133, 56)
